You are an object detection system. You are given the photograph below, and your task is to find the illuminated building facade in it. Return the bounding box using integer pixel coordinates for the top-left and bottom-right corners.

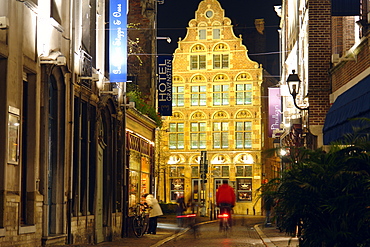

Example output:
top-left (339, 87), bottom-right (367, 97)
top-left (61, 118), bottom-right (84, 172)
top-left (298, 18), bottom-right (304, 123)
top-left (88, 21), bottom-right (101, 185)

top-left (160, 0), bottom-right (264, 215)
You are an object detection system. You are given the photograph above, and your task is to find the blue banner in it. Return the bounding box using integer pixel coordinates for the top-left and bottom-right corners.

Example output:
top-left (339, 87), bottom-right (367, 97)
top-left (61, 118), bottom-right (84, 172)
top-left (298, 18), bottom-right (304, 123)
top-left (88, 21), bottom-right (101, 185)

top-left (109, 0), bottom-right (127, 82)
top-left (157, 56), bottom-right (172, 116)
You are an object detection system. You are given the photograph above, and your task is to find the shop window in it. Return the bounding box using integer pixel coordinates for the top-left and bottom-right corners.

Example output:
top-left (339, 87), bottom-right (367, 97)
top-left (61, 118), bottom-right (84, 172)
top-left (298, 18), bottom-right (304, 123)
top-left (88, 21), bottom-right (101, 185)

top-left (170, 178), bottom-right (184, 201)
top-left (236, 178), bottom-right (252, 201)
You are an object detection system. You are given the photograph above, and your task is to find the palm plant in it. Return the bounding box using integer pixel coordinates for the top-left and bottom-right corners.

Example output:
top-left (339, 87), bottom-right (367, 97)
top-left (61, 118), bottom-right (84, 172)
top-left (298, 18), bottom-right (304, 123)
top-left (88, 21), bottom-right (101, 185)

top-left (259, 122), bottom-right (370, 246)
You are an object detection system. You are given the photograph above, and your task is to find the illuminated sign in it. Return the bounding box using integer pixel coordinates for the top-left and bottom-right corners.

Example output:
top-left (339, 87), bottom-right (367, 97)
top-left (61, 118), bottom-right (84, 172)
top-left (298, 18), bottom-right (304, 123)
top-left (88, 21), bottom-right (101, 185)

top-left (157, 56), bottom-right (172, 116)
top-left (268, 87), bottom-right (281, 137)
top-left (109, 0), bottom-right (127, 82)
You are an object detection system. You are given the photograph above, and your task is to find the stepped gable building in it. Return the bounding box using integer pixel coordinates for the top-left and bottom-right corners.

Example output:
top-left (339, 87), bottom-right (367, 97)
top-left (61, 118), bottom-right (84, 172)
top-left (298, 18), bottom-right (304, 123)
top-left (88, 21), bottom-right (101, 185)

top-left (160, 0), bottom-right (264, 215)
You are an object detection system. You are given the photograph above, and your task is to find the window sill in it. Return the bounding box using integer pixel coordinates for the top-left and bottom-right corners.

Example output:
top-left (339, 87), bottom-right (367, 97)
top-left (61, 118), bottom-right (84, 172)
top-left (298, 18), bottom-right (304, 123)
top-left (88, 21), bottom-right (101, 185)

top-left (19, 225), bottom-right (36, 234)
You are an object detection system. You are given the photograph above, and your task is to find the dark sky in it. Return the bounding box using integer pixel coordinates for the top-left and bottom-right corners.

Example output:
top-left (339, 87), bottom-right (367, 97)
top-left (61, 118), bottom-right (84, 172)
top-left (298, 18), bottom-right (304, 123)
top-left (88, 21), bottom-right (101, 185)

top-left (157, 0), bottom-right (281, 56)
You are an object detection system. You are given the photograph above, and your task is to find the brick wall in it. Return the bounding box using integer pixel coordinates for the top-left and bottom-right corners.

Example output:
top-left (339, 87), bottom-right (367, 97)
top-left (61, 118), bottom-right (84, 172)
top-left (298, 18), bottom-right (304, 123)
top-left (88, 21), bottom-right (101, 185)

top-left (308, 0), bottom-right (332, 126)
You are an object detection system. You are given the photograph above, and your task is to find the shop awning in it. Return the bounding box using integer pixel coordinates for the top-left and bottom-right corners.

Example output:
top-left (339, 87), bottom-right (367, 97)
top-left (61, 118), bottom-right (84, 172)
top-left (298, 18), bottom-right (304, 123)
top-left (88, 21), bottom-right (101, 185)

top-left (323, 75), bottom-right (370, 145)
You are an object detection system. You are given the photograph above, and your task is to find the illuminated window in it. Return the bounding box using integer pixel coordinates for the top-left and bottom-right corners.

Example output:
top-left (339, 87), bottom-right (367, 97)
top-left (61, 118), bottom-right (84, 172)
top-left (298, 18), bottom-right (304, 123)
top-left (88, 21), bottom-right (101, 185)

top-left (236, 84), bottom-right (252, 105)
top-left (190, 122), bottom-right (206, 149)
top-left (191, 86), bottom-right (207, 106)
top-left (237, 178), bottom-right (252, 201)
top-left (213, 122), bottom-right (229, 149)
top-left (235, 121), bottom-right (252, 149)
top-left (213, 85), bottom-right (229, 105)
top-left (213, 54), bottom-right (228, 69)
top-left (173, 86), bottom-right (184, 107)
top-left (169, 123), bottom-right (184, 149)
top-left (190, 55), bottom-right (206, 70)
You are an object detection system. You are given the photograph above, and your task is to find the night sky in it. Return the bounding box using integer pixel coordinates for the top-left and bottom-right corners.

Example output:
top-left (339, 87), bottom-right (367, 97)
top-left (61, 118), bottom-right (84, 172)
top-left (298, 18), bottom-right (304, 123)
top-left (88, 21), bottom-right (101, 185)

top-left (157, 0), bottom-right (281, 77)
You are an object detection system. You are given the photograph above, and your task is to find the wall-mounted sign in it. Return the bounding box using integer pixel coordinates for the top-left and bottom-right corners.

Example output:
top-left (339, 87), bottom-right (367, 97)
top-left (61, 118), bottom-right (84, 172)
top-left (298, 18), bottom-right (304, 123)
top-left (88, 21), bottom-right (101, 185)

top-left (157, 56), bottom-right (172, 116)
top-left (109, 0), bottom-right (127, 82)
top-left (268, 87), bottom-right (281, 137)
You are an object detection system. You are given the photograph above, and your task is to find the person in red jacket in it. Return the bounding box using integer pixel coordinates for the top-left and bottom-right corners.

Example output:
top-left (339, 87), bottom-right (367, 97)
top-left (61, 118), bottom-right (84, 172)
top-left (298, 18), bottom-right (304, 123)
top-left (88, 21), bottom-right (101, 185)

top-left (216, 180), bottom-right (236, 227)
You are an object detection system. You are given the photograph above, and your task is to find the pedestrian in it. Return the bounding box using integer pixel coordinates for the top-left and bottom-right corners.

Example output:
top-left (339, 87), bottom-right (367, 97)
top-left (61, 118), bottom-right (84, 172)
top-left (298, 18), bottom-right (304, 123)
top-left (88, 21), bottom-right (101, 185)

top-left (176, 194), bottom-right (186, 226)
top-left (143, 193), bottom-right (163, 234)
top-left (216, 180), bottom-right (236, 227)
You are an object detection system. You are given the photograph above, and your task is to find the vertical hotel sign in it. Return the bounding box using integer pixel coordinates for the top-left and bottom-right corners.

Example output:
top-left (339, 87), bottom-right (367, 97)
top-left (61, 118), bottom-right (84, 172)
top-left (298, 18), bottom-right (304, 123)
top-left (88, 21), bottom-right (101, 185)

top-left (268, 87), bottom-right (281, 137)
top-left (157, 56), bottom-right (172, 116)
top-left (109, 0), bottom-right (127, 82)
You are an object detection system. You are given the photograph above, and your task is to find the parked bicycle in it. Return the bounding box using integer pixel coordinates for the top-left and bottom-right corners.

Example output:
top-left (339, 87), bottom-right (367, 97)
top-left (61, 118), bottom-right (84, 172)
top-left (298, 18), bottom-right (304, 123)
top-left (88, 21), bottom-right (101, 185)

top-left (131, 203), bottom-right (150, 237)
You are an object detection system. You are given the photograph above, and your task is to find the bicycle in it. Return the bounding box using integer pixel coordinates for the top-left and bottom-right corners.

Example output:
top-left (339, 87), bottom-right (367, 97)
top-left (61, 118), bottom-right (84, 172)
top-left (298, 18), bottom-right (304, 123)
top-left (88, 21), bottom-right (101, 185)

top-left (131, 203), bottom-right (150, 238)
top-left (217, 205), bottom-right (232, 237)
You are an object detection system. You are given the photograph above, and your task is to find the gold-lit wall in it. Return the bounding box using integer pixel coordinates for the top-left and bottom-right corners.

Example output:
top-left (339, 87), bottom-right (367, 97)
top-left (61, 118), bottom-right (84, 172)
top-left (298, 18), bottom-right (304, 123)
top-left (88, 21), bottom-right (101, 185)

top-left (160, 0), bottom-right (264, 215)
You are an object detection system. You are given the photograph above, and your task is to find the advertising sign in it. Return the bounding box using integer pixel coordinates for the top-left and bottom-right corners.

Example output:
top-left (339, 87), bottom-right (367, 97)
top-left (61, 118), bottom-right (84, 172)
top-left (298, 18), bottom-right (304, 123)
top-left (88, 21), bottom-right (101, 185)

top-left (109, 0), bottom-right (127, 82)
top-left (268, 87), bottom-right (281, 137)
top-left (157, 56), bottom-right (172, 116)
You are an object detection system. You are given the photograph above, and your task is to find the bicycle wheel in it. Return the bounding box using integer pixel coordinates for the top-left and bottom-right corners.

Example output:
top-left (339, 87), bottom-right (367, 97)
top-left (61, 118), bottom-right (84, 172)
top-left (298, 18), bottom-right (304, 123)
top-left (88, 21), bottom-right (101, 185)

top-left (222, 218), bottom-right (230, 237)
top-left (132, 216), bottom-right (144, 237)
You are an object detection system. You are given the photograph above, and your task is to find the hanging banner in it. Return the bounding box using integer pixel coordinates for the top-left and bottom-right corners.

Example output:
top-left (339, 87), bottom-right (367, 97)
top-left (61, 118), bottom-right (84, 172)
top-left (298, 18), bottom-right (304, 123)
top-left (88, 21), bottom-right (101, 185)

top-left (157, 56), bottom-right (172, 116)
top-left (109, 0), bottom-right (127, 82)
top-left (268, 87), bottom-right (281, 137)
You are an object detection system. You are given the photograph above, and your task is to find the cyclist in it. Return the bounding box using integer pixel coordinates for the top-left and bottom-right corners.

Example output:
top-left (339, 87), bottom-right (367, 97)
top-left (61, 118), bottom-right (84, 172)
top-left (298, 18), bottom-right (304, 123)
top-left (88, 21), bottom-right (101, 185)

top-left (216, 180), bottom-right (236, 228)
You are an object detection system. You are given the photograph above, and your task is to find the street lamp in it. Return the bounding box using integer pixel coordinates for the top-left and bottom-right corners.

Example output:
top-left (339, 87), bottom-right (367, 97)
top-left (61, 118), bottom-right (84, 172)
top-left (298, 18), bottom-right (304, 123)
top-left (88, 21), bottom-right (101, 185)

top-left (156, 36), bottom-right (171, 43)
top-left (286, 70), bottom-right (309, 111)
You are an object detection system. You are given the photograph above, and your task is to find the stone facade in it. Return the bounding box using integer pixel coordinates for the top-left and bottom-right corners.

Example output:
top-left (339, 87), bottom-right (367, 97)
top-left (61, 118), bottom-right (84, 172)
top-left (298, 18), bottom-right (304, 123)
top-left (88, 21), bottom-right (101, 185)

top-left (160, 0), bottom-right (264, 215)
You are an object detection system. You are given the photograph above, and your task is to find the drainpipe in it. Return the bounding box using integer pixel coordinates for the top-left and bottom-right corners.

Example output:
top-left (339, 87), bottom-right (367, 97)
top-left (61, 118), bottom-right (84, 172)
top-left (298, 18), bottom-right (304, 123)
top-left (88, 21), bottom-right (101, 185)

top-left (67, 0), bottom-right (75, 243)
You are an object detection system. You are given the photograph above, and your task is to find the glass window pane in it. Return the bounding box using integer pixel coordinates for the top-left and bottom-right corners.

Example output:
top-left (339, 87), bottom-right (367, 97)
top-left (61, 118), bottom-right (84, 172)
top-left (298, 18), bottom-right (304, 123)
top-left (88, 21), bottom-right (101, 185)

top-left (222, 54), bottom-right (229, 68)
top-left (191, 86), bottom-right (199, 93)
top-left (178, 134), bottom-right (184, 148)
top-left (178, 123), bottom-right (184, 132)
top-left (178, 86), bottom-right (184, 93)
top-left (213, 132), bottom-right (220, 148)
top-left (221, 132), bottom-right (228, 148)
top-left (213, 93), bottom-right (220, 105)
top-left (191, 56), bottom-right (198, 70)
top-left (222, 166), bottom-right (229, 177)
top-left (245, 92), bottom-right (252, 104)
top-left (191, 122), bottom-right (198, 131)
top-left (236, 92), bottom-right (243, 105)
top-left (191, 95), bottom-right (198, 106)
top-left (213, 85), bottom-right (220, 92)
top-left (169, 123), bottom-right (177, 132)
top-left (200, 94), bottom-right (206, 106)
top-left (222, 122), bottom-right (228, 130)
top-left (222, 85), bottom-right (229, 91)
top-left (244, 122), bottom-right (252, 130)
top-left (213, 122), bottom-right (221, 131)
top-left (191, 133), bottom-right (198, 148)
top-left (236, 166), bottom-right (243, 176)
top-left (213, 55), bottom-right (220, 68)
top-left (199, 122), bottom-right (206, 131)
top-left (199, 134), bottom-right (207, 148)
top-left (236, 122), bottom-right (243, 131)
top-left (222, 93), bottom-right (229, 105)
top-left (200, 86), bottom-right (207, 92)
top-left (199, 55), bottom-right (206, 69)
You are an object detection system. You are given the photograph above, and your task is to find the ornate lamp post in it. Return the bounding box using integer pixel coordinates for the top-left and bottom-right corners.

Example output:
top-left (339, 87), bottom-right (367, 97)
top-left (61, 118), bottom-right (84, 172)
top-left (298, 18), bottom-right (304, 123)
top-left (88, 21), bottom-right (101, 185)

top-left (286, 70), bottom-right (309, 111)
